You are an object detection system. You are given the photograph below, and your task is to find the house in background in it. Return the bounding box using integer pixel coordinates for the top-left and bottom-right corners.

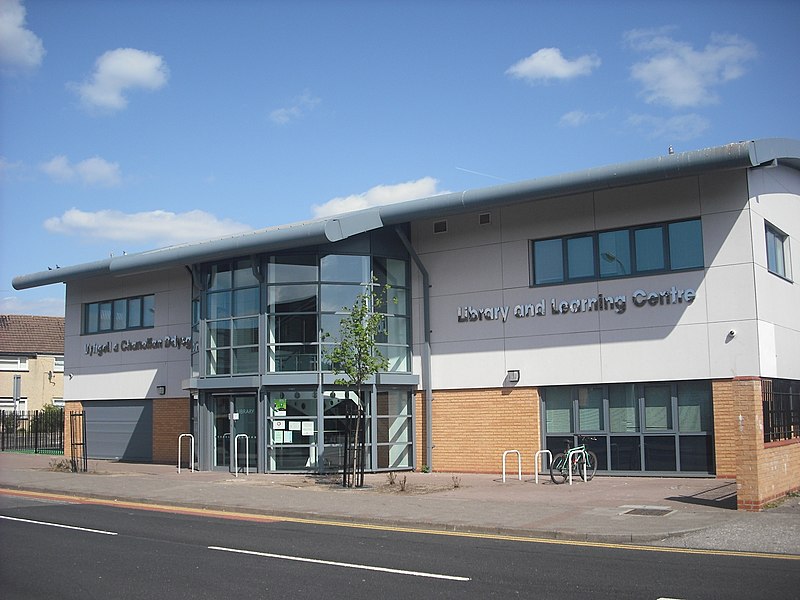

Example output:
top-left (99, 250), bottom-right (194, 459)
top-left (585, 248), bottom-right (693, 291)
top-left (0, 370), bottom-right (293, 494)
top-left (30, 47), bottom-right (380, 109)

top-left (0, 315), bottom-right (65, 412)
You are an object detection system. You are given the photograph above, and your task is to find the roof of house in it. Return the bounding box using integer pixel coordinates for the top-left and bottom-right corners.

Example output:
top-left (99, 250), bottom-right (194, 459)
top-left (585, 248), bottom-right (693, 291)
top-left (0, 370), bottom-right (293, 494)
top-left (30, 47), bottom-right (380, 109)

top-left (0, 315), bottom-right (65, 355)
top-left (12, 137), bottom-right (800, 292)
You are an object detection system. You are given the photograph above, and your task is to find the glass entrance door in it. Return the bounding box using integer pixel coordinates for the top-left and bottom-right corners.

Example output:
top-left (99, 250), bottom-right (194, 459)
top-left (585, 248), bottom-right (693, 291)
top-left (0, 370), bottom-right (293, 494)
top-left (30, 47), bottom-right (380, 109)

top-left (212, 394), bottom-right (257, 473)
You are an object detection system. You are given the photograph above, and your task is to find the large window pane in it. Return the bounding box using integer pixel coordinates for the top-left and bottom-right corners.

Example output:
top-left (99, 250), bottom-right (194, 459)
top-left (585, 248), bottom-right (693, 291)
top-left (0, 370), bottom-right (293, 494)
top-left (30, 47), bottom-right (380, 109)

top-left (207, 348), bottom-right (230, 375)
top-left (374, 257), bottom-right (408, 287)
top-left (377, 390), bottom-right (411, 416)
top-left (268, 285), bottom-right (317, 313)
top-left (610, 436), bottom-right (641, 471)
top-left (678, 381), bottom-right (712, 432)
top-left (268, 255), bottom-right (318, 284)
top-left (320, 254), bottom-right (370, 283)
top-left (270, 314), bottom-right (317, 344)
top-left (545, 388), bottom-right (572, 433)
top-left (377, 316), bottom-right (408, 345)
top-left (207, 291), bottom-right (231, 319)
top-left (207, 263), bottom-right (232, 291)
top-left (380, 346), bottom-right (409, 372)
top-left (669, 220), bottom-right (703, 270)
top-left (766, 223), bottom-right (791, 279)
top-left (233, 287), bottom-right (259, 316)
top-left (644, 385), bottom-right (672, 430)
top-left (127, 297), bottom-right (142, 328)
top-left (86, 303), bottom-right (99, 333)
top-left (271, 345), bottom-right (317, 371)
top-left (233, 259), bottom-right (259, 287)
top-left (233, 317), bottom-right (259, 346)
top-left (321, 284), bottom-right (363, 312)
top-left (142, 295), bottom-right (155, 327)
top-left (644, 436), bottom-right (676, 471)
top-left (635, 226), bottom-right (665, 272)
top-left (567, 235), bottom-right (595, 279)
top-left (534, 239), bottom-right (564, 285)
top-left (384, 288), bottom-right (408, 315)
top-left (609, 384), bottom-right (638, 432)
top-left (679, 435), bottom-right (713, 472)
top-left (99, 301), bottom-right (112, 331)
top-left (599, 230), bottom-right (631, 277)
top-left (578, 387), bottom-right (604, 431)
top-left (207, 320), bottom-right (231, 348)
top-left (233, 347), bottom-right (259, 374)
top-left (113, 299), bottom-right (127, 330)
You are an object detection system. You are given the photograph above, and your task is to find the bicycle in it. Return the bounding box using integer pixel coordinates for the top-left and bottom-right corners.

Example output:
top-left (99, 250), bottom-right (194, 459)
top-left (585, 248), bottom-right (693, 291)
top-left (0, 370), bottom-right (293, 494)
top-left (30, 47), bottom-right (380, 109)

top-left (549, 440), bottom-right (597, 484)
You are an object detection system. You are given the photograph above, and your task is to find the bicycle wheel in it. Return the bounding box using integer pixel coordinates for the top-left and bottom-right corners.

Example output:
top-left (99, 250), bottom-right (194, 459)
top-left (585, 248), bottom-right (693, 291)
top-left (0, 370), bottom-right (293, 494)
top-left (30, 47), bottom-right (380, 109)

top-left (579, 451), bottom-right (598, 481)
top-left (550, 453), bottom-right (567, 484)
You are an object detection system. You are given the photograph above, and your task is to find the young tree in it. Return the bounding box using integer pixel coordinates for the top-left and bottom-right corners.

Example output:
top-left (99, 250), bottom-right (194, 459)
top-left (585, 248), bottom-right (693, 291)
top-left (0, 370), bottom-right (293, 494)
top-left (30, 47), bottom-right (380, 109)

top-left (325, 282), bottom-right (389, 487)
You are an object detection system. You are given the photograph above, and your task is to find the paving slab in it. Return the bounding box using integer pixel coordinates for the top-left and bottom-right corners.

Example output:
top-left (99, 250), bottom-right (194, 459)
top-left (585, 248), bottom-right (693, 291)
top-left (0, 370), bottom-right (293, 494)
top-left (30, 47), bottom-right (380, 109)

top-left (1, 453), bottom-right (797, 555)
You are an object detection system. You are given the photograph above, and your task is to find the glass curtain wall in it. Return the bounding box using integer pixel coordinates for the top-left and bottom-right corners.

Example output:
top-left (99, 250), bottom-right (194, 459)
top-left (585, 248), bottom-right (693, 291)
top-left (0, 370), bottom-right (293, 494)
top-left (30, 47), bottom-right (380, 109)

top-left (199, 245), bottom-right (413, 473)
top-left (542, 381), bottom-right (714, 474)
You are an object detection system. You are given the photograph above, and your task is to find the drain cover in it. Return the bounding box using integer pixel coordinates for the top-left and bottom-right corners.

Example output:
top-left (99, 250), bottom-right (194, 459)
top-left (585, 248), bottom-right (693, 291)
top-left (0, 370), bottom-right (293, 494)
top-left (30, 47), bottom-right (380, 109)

top-left (624, 508), bottom-right (672, 517)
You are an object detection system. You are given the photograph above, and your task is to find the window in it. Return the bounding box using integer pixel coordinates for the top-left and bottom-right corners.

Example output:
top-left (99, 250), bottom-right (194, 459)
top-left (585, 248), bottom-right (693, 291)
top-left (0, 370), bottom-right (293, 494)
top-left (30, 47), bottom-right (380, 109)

top-left (766, 222), bottom-right (792, 280)
top-left (205, 259), bottom-right (260, 376)
top-left (53, 356), bottom-right (64, 372)
top-left (531, 218), bottom-right (703, 286)
top-left (83, 294), bottom-right (155, 334)
top-left (0, 357), bottom-right (29, 371)
top-left (763, 379), bottom-right (800, 443)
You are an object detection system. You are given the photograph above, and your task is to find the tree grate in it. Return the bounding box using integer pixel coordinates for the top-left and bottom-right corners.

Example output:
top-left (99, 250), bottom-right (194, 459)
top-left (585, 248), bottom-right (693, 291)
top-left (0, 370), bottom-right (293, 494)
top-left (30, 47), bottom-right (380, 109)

top-left (624, 508), bottom-right (672, 517)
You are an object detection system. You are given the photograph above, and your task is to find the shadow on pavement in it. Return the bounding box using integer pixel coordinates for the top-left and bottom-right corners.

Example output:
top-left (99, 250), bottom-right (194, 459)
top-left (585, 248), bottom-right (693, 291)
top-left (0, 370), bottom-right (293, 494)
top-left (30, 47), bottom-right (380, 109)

top-left (667, 481), bottom-right (737, 510)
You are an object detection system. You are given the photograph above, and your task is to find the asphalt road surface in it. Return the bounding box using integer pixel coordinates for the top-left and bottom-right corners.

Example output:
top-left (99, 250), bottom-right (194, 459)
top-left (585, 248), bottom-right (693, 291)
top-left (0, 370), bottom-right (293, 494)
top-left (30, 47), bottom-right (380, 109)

top-left (1, 492), bottom-right (797, 599)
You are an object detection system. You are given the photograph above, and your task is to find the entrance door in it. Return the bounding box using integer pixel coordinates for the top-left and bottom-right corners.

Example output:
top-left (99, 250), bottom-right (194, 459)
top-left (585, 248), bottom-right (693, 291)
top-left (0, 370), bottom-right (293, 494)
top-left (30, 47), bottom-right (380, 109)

top-left (212, 395), bottom-right (257, 472)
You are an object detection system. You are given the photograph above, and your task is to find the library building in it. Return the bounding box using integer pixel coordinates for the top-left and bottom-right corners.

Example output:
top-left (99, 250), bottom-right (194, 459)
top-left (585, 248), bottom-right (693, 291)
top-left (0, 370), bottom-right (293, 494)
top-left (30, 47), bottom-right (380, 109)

top-left (13, 138), bottom-right (800, 510)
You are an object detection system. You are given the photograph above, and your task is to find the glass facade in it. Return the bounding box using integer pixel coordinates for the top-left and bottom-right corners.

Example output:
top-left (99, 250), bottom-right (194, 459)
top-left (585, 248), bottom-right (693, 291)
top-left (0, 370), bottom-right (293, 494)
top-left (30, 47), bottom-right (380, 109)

top-left (193, 235), bottom-right (414, 473)
top-left (542, 381), bottom-right (714, 474)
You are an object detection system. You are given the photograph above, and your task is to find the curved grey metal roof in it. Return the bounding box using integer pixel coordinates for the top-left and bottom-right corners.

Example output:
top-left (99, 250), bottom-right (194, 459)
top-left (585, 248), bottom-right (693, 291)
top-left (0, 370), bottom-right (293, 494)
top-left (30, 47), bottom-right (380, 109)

top-left (13, 137), bottom-right (800, 290)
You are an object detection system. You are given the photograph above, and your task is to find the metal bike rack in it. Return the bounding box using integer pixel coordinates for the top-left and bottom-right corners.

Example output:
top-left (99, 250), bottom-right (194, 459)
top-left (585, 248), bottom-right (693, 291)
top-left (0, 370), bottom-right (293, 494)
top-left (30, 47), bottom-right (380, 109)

top-left (233, 433), bottom-right (249, 477)
top-left (567, 448), bottom-right (587, 485)
top-left (177, 434), bottom-right (195, 474)
top-left (502, 450), bottom-right (522, 482)
top-left (534, 449), bottom-right (552, 484)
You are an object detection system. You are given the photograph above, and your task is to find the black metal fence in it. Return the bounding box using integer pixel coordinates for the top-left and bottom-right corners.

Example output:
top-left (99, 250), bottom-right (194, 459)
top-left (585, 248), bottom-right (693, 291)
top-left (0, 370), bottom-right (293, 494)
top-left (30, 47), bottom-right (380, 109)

top-left (763, 379), bottom-right (800, 443)
top-left (0, 408), bottom-right (64, 454)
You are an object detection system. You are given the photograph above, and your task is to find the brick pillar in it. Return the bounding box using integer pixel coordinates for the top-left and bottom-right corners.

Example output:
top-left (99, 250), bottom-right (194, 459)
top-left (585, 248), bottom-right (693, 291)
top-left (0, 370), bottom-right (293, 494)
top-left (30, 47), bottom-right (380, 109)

top-left (733, 377), bottom-right (764, 511)
top-left (63, 401), bottom-right (84, 460)
top-left (152, 398), bottom-right (191, 465)
top-left (712, 380), bottom-right (736, 478)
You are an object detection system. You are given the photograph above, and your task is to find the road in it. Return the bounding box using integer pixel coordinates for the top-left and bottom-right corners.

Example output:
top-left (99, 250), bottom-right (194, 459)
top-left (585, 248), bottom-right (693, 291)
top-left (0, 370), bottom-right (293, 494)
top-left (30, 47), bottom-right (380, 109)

top-left (1, 491), bottom-right (797, 599)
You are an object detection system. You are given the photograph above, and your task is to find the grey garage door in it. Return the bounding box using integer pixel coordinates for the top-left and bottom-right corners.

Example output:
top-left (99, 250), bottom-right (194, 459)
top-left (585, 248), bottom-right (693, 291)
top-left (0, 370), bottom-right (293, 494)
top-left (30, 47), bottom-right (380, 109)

top-left (84, 400), bottom-right (152, 461)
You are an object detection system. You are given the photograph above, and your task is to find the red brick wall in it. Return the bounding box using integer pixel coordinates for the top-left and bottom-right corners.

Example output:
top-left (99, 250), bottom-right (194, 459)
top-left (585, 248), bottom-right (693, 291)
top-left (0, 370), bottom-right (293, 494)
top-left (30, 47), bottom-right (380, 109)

top-left (152, 397), bottom-right (190, 465)
top-left (63, 401), bottom-right (84, 459)
top-left (733, 377), bottom-right (800, 511)
top-left (415, 387), bottom-right (540, 474)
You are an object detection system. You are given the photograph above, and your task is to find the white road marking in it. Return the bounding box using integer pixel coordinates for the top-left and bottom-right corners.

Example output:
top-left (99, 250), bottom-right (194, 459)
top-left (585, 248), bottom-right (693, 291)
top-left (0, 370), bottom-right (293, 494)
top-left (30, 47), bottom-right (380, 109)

top-left (209, 545), bottom-right (471, 581)
top-left (0, 514), bottom-right (117, 536)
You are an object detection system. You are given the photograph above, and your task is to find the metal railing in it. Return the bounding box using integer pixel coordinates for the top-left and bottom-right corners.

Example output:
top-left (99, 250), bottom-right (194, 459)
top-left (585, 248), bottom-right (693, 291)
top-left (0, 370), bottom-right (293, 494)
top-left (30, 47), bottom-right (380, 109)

top-left (0, 408), bottom-right (64, 454)
top-left (501, 450), bottom-right (522, 482)
top-left (177, 433), bottom-right (195, 473)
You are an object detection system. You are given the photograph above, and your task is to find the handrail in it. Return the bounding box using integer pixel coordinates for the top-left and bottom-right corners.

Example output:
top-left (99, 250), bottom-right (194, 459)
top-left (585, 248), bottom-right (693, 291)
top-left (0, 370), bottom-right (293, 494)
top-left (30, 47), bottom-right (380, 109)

top-left (502, 450), bottom-right (522, 482)
top-left (177, 433), bottom-right (195, 474)
top-left (534, 449), bottom-right (552, 484)
top-left (233, 433), bottom-right (249, 476)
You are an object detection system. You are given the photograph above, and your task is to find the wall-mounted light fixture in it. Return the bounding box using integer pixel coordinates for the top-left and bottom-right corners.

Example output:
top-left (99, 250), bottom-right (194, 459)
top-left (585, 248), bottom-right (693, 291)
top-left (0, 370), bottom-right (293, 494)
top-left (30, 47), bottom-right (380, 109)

top-left (156, 385), bottom-right (166, 396)
top-left (507, 370), bottom-right (520, 383)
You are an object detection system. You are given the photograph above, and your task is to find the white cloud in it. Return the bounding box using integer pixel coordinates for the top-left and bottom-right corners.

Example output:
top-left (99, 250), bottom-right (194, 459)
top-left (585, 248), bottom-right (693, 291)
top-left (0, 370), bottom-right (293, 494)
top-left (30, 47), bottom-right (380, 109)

top-left (626, 29), bottom-right (757, 108)
top-left (270, 92), bottom-right (321, 125)
top-left (72, 48), bottom-right (169, 112)
top-left (312, 177), bottom-right (445, 218)
top-left (0, 155), bottom-right (23, 178)
top-left (0, 294), bottom-right (64, 317)
top-left (627, 113), bottom-right (710, 141)
top-left (506, 47), bottom-right (600, 83)
top-left (559, 110), bottom-right (605, 127)
top-left (0, 0), bottom-right (45, 72)
top-left (40, 155), bottom-right (122, 187)
top-left (43, 208), bottom-right (251, 246)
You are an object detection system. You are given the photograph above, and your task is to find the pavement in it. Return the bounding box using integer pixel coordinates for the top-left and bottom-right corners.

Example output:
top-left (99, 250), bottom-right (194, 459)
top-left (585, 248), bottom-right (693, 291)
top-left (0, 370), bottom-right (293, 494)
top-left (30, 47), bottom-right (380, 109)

top-left (1, 452), bottom-right (798, 556)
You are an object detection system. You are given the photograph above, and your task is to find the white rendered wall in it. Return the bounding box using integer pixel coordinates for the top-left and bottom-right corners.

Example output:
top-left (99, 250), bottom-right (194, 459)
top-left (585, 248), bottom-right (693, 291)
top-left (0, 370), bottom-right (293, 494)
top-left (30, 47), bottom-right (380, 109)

top-left (64, 268), bottom-right (192, 401)
top-left (411, 169), bottom-right (799, 390)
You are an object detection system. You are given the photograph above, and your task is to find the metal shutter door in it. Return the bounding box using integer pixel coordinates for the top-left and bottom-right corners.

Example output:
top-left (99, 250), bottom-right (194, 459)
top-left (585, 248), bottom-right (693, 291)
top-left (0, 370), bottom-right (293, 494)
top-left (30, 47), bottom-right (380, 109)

top-left (84, 400), bottom-right (152, 461)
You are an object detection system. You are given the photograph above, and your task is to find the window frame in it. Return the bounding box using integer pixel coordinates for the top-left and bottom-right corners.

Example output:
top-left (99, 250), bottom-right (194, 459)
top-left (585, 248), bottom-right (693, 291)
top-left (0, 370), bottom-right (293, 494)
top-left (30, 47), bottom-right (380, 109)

top-left (765, 221), bottom-right (792, 281)
top-left (82, 294), bottom-right (156, 334)
top-left (531, 217), bottom-right (704, 287)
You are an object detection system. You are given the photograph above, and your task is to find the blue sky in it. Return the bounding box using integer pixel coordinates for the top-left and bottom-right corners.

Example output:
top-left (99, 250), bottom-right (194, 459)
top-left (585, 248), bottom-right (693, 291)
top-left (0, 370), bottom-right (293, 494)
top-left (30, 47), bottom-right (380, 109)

top-left (2, 0), bottom-right (799, 316)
